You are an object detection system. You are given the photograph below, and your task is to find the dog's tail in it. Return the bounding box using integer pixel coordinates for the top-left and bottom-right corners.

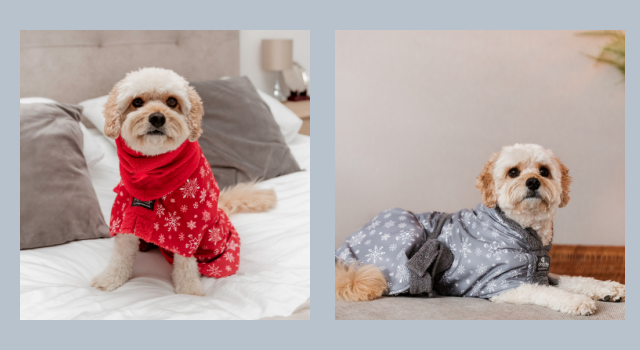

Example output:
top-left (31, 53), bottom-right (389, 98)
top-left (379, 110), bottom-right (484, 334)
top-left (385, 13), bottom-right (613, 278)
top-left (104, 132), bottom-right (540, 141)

top-left (218, 181), bottom-right (277, 216)
top-left (335, 260), bottom-right (388, 301)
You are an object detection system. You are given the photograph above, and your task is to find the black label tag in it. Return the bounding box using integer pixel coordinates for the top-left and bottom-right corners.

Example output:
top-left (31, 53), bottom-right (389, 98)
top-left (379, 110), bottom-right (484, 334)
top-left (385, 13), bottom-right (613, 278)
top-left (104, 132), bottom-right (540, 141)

top-left (131, 197), bottom-right (156, 210)
top-left (536, 255), bottom-right (550, 272)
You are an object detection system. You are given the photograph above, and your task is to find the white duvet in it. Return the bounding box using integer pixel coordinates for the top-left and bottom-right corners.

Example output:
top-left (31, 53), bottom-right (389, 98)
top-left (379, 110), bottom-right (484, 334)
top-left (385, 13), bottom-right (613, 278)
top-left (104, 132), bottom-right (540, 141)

top-left (20, 129), bottom-right (310, 320)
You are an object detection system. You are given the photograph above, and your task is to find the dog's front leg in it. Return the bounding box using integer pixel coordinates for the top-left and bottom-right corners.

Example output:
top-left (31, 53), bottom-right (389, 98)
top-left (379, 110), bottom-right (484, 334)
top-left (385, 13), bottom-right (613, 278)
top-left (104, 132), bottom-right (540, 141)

top-left (490, 283), bottom-right (597, 316)
top-left (172, 254), bottom-right (205, 296)
top-left (555, 275), bottom-right (625, 302)
top-left (91, 234), bottom-right (139, 291)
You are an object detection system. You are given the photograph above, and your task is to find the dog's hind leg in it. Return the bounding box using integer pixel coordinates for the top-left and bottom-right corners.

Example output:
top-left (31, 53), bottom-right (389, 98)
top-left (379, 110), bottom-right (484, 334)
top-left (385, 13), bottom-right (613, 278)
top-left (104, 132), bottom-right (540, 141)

top-left (490, 283), bottom-right (597, 316)
top-left (91, 233), bottom-right (139, 291)
top-left (218, 182), bottom-right (277, 216)
top-left (335, 260), bottom-right (387, 301)
top-left (555, 275), bottom-right (625, 302)
top-left (173, 254), bottom-right (205, 296)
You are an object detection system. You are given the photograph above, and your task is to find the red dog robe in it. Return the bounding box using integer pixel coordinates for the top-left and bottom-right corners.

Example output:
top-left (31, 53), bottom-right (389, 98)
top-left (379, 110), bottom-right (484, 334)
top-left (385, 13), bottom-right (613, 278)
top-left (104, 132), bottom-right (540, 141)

top-left (109, 137), bottom-right (240, 278)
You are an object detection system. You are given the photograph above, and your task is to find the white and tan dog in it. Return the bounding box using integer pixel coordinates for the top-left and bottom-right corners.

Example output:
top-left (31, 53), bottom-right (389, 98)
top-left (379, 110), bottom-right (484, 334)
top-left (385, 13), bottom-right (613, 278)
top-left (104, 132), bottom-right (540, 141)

top-left (335, 144), bottom-right (624, 316)
top-left (91, 68), bottom-right (276, 295)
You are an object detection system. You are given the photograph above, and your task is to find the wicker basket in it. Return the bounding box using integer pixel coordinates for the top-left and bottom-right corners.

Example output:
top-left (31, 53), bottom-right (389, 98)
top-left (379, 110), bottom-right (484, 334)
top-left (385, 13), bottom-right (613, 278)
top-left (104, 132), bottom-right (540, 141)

top-left (549, 245), bottom-right (625, 284)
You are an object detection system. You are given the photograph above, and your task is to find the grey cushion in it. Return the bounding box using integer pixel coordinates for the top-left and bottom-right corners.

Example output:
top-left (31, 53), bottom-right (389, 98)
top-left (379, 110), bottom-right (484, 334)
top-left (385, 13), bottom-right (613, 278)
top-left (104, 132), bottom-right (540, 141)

top-left (20, 103), bottom-right (109, 249)
top-left (336, 297), bottom-right (625, 320)
top-left (192, 77), bottom-right (301, 189)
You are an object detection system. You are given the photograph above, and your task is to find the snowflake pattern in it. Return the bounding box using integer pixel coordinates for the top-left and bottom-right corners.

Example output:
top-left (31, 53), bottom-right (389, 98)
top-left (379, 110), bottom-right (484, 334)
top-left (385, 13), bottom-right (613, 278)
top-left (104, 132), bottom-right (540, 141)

top-left (395, 265), bottom-right (410, 283)
top-left (365, 245), bottom-right (386, 263)
top-left (460, 237), bottom-right (472, 258)
top-left (187, 220), bottom-right (197, 230)
top-left (441, 223), bottom-right (453, 242)
top-left (348, 232), bottom-right (366, 246)
top-left (338, 249), bottom-right (352, 262)
top-left (514, 249), bottom-right (527, 262)
top-left (227, 240), bottom-right (239, 251)
top-left (484, 241), bottom-right (504, 260)
top-left (476, 264), bottom-right (488, 275)
top-left (164, 211), bottom-right (181, 232)
top-left (486, 280), bottom-right (497, 293)
top-left (208, 264), bottom-right (222, 277)
top-left (156, 204), bottom-right (166, 217)
top-left (223, 251), bottom-right (235, 262)
top-left (396, 229), bottom-right (417, 245)
top-left (110, 217), bottom-right (121, 235)
top-left (180, 178), bottom-right (199, 199)
top-left (367, 219), bottom-right (381, 231)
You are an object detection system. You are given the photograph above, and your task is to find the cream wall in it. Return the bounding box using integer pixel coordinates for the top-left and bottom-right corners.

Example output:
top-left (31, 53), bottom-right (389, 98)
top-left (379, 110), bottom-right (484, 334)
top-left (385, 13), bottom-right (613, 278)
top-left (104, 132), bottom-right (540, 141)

top-left (240, 30), bottom-right (310, 95)
top-left (335, 30), bottom-right (624, 248)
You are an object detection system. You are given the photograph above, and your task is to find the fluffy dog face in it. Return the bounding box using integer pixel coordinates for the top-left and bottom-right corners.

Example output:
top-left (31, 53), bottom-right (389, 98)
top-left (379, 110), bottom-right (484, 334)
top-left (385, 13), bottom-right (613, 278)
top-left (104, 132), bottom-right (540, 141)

top-left (476, 144), bottom-right (571, 216)
top-left (103, 67), bottom-right (204, 156)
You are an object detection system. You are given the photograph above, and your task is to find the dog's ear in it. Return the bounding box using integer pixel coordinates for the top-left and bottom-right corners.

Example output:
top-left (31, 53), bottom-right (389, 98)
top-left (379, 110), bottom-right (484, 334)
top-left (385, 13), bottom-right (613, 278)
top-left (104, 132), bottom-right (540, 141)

top-left (554, 155), bottom-right (571, 208)
top-left (476, 152), bottom-right (499, 208)
top-left (103, 82), bottom-right (123, 139)
top-left (186, 86), bottom-right (204, 142)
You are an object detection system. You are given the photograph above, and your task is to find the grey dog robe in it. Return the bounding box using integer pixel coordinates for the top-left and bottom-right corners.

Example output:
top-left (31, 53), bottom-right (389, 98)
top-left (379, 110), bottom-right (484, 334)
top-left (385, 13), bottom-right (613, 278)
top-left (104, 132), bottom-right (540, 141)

top-left (335, 204), bottom-right (553, 298)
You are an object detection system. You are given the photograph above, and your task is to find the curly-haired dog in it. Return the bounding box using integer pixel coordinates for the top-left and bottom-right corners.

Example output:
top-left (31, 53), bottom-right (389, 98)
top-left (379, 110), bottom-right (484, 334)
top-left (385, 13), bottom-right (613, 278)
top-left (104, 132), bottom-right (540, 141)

top-left (91, 68), bottom-right (276, 296)
top-left (335, 144), bottom-right (624, 315)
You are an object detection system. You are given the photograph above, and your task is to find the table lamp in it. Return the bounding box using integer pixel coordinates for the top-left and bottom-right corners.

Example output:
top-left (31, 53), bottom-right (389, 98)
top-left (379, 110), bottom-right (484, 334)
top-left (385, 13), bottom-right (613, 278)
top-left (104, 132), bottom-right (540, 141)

top-left (261, 39), bottom-right (293, 102)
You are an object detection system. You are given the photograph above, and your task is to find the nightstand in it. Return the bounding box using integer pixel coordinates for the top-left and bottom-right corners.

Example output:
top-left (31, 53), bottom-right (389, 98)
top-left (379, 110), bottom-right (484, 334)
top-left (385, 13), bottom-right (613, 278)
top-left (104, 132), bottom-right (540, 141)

top-left (282, 100), bottom-right (310, 136)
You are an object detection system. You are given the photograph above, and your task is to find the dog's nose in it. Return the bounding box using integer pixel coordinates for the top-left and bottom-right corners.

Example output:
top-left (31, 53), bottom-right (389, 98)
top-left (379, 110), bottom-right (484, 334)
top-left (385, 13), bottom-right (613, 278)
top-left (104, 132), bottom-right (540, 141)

top-left (526, 177), bottom-right (541, 191)
top-left (148, 113), bottom-right (166, 128)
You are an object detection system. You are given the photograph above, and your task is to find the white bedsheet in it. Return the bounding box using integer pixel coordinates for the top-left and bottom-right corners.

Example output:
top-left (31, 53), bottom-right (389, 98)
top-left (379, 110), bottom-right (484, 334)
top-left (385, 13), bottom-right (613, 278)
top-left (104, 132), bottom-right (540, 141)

top-left (20, 130), bottom-right (310, 320)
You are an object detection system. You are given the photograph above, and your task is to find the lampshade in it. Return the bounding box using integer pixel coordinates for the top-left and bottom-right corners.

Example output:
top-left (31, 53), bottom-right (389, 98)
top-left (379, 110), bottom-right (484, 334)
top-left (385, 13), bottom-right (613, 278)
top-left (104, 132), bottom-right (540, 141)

top-left (261, 39), bottom-right (293, 71)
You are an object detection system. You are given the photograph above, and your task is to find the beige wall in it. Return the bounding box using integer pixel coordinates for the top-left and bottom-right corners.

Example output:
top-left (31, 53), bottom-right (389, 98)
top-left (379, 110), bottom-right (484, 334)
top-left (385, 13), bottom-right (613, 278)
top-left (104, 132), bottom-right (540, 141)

top-left (335, 30), bottom-right (624, 248)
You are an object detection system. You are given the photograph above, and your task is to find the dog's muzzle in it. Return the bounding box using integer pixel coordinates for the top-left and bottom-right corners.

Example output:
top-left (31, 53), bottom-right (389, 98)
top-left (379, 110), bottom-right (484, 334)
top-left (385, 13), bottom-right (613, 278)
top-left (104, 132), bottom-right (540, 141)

top-left (524, 190), bottom-right (542, 199)
top-left (147, 113), bottom-right (166, 135)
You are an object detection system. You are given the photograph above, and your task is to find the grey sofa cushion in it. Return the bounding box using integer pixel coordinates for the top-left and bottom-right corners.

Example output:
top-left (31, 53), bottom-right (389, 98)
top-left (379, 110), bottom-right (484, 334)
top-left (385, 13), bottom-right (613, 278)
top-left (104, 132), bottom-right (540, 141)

top-left (335, 296), bottom-right (625, 320)
top-left (191, 77), bottom-right (301, 189)
top-left (20, 103), bottom-right (109, 249)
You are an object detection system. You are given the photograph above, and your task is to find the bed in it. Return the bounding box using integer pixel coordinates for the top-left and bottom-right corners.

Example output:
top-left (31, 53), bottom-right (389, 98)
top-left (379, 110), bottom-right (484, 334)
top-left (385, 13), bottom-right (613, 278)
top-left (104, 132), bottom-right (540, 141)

top-left (20, 30), bottom-right (310, 320)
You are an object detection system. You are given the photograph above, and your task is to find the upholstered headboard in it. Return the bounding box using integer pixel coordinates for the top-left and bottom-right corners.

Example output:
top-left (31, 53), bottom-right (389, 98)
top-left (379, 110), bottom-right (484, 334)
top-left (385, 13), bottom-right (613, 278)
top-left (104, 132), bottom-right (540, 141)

top-left (20, 30), bottom-right (239, 104)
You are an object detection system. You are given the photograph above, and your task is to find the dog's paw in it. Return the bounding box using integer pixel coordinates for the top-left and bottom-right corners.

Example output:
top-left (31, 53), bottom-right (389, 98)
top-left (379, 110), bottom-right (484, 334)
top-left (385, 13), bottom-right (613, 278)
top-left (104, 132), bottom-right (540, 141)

top-left (559, 295), bottom-right (597, 316)
top-left (596, 282), bottom-right (625, 302)
top-left (90, 269), bottom-right (131, 292)
top-left (174, 278), bottom-right (206, 296)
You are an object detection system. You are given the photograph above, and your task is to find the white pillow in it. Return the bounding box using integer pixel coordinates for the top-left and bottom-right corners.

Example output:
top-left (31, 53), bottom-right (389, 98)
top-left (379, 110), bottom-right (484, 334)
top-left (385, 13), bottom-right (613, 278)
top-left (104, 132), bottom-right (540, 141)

top-left (20, 97), bottom-right (105, 166)
top-left (257, 90), bottom-right (303, 143)
top-left (78, 91), bottom-right (303, 144)
top-left (77, 95), bottom-right (115, 148)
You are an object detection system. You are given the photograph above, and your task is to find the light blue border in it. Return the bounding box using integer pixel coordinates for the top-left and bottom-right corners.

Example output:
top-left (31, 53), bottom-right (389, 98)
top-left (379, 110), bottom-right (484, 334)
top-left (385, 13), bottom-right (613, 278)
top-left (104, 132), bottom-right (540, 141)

top-left (7, 0), bottom-right (636, 349)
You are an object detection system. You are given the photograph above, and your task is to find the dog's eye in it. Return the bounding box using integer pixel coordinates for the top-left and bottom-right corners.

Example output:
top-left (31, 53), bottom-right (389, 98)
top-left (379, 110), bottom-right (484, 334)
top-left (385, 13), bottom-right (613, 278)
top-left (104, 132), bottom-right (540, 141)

top-left (166, 98), bottom-right (177, 108)
top-left (508, 168), bottom-right (520, 178)
top-left (132, 98), bottom-right (144, 108)
top-left (540, 167), bottom-right (550, 177)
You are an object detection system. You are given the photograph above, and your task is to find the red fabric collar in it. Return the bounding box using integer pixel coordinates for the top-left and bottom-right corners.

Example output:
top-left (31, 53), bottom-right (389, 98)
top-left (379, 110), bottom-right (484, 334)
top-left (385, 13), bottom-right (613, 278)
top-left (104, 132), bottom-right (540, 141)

top-left (116, 137), bottom-right (201, 201)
